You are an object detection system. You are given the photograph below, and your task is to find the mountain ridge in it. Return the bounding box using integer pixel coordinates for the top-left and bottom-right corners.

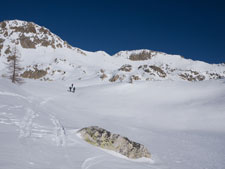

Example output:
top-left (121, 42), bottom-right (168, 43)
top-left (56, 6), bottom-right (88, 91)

top-left (0, 19), bottom-right (225, 82)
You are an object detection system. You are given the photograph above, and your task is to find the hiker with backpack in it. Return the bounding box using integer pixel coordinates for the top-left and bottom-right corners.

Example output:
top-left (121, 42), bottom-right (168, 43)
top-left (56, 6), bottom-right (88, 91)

top-left (69, 84), bottom-right (76, 93)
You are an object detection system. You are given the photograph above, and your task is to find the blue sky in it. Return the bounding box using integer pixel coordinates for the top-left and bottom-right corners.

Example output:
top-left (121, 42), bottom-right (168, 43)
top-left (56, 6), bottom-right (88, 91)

top-left (0, 0), bottom-right (225, 63)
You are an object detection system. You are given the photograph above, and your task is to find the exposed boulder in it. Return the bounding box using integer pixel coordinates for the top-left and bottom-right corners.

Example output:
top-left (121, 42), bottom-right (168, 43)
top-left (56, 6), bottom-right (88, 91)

top-left (21, 68), bottom-right (47, 79)
top-left (131, 75), bottom-right (140, 80)
top-left (0, 21), bottom-right (6, 29)
top-left (179, 73), bottom-right (195, 81)
top-left (4, 46), bottom-right (11, 54)
top-left (119, 64), bottom-right (132, 72)
top-left (0, 38), bottom-right (4, 43)
top-left (138, 65), bottom-right (151, 73)
top-left (78, 126), bottom-right (151, 159)
top-left (129, 75), bottom-right (141, 83)
top-left (119, 74), bottom-right (126, 81)
top-left (179, 70), bottom-right (205, 81)
top-left (149, 65), bottom-right (167, 78)
top-left (109, 74), bottom-right (120, 82)
top-left (129, 51), bottom-right (152, 61)
top-left (0, 44), bottom-right (3, 55)
top-left (100, 69), bottom-right (105, 73)
top-left (20, 36), bottom-right (36, 48)
top-left (10, 22), bottom-right (37, 34)
top-left (196, 75), bottom-right (206, 81)
top-left (208, 73), bottom-right (224, 80)
top-left (100, 73), bottom-right (107, 80)
top-left (0, 20), bottom-right (71, 50)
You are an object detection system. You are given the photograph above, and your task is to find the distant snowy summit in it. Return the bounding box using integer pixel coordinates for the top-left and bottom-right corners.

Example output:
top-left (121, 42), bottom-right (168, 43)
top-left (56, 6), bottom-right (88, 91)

top-left (0, 20), bottom-right (225, 82)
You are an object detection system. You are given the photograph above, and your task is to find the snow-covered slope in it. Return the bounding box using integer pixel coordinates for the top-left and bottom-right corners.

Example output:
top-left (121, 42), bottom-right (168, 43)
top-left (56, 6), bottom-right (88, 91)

top-left (0, 20), bottom-right (225, 83)
top-left (0, 78), bottom-right (225, 169)
top-left (1, 19), bottom-right (225, 169)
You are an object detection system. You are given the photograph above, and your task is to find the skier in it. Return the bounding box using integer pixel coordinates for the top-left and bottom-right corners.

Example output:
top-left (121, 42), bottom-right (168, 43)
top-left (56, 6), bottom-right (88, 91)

top-left (69, 84), bottom-right (73, 92)
top-left (72, 86), bottom-right (76, 93)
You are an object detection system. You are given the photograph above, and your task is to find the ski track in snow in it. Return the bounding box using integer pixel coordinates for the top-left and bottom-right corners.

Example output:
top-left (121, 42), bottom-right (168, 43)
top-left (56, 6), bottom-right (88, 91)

top-left (19, 108), bottom-right (37, 138)
top-left (50, 114), bottom-right (67, 146)
top-left (1, 78), bottom-right (225, 169)
top-left (40, 97), bottom-right (53, 105)
top-left (0, 91), bottom-right (30, 102)
top-left (81, 156), bottom-right (105, 169)
top-left (0, 92), bottom-right (68, 147)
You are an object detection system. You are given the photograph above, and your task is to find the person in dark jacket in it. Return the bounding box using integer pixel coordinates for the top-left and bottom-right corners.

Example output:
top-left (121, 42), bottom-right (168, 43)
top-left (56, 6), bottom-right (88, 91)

top-left (69, 84), bottom-right (73, 92)
top-left (72, 86), bottom-right (76, 93)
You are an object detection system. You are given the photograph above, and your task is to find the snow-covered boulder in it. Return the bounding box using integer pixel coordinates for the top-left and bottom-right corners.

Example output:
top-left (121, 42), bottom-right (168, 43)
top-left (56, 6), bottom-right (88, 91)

top-left (78, 126), bottom-right (151, 159)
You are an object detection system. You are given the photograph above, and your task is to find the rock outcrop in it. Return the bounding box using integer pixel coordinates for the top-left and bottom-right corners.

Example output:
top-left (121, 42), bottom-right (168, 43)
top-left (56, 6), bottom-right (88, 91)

top-left (0, 20), bottom-right (72, 50)
top-left (109, 74), bottom-right (120, 82)
top-left (21, 68), bottom-right (47, 79)
top-left (129, 50), bottom-right (152, 61)
top-left (78, 126), bottom-right (151, 159)
top-left (119, 64), bottom-right (132, 72)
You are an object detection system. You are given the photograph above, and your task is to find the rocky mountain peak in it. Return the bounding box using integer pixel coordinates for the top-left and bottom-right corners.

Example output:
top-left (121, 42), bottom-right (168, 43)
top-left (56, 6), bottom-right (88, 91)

top-left (0, 20), bottom-right (72, 53)
top-left (113, 49), bottom-right (171, 61)
top-left (0, 20), bottom-right (225, 82)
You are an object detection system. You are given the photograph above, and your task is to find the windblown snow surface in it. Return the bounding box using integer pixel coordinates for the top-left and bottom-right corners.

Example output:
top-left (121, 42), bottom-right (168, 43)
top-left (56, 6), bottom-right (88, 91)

top-left (0, 78), bottom-right (225, 169)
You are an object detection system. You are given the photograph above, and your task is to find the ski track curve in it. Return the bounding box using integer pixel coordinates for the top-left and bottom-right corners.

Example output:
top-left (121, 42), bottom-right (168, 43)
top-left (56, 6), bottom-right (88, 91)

top-left (19, 108), bottom-right (37, 138)
top-left (50, 114), bottom-right (67, 146)
top-left (0, 91), bottom-right (68, 146)
top-left (81, 156), bottom-right (105, 169)
top-left (0, 91), bottom-right (31, 102)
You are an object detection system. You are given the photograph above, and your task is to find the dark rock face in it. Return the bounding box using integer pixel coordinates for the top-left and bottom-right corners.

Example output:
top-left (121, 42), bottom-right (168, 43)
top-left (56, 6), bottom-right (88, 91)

top-left (78, 126), bottom-right (151, 159)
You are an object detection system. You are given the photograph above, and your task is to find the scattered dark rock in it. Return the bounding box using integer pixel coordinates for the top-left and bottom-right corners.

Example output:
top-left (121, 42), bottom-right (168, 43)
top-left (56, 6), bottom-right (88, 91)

top-left (10, 22), bottom-right (36, 34)
top-left (196, 75), bottom-right (205, 81)
top-left (76, 48), bottom-right (86, 55)
top-left (179, 70), bottom-right (206, 81)
top-left (0, 21), bottom-right (6, 29)
top-left (100, 73), bottom-right (107, 80)
top-left (119, 64), bottom-right (132, 72)
top-left (119, 75), bottom-right (126, 81)
top-left (3, 31), bottom-right (8, 37)
top-left (0, 44), bottom-right (3, 55)
top-left (131, 75), bottom-right (140, 81)
top-left (149, 65), bottom-right (167, 78)
top-left (209, 73), bottom-right (224, 80)
top-left (56, 43), bottom-right (63, 48)
top-left (5, 46), bottom-right (11, 54)
top-left (0, 38), bottom-right (4, 44)
top-left (109, 74), bottom-right (120, 82)
top-left (100, 69), bottom-right (104, 73)
top-left (20, 36), bottom-right (36, 48)
top-left (39, 27), bottom-right (49, 34)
